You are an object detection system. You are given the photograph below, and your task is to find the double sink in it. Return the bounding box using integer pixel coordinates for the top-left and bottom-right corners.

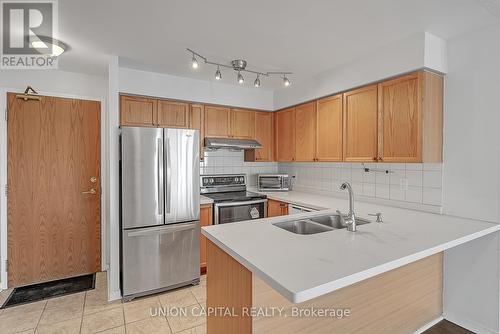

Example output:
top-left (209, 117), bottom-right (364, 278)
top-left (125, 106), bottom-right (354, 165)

top-left (273, 214), bottom-right (372, 235)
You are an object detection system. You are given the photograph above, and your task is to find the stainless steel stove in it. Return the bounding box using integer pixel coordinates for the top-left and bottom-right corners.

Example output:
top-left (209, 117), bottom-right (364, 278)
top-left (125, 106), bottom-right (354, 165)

top-left (201, 174), bottom-right (267, 224)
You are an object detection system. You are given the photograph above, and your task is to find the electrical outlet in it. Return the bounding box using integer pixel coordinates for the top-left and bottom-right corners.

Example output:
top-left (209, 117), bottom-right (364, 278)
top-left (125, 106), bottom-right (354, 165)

top-left (400, 178), bottom-right (409, 191)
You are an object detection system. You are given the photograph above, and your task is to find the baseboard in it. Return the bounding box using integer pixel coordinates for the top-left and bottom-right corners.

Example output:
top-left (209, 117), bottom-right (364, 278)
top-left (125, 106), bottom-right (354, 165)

top-left (413, 316), bottom-right (444, 334)
top-left (444, 311), bottom-right (499, 334)
top-left (108, 289), bottom-right (122, 302)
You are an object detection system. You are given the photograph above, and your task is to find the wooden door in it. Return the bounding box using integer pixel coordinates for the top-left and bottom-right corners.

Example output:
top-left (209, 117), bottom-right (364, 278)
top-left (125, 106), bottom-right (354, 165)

top-left (294, 102), bottom-right (316, 161)
top-left (120, 95), bottom-right (156, 126)
top-left (157, 100), bottom-right (190, 128)
top-left (190, 104), bottom-right (205, 161)
top-left (275, 108), bottom-right (296, 162)
top-left (231, 109), bottom-right (255, 139)
top-left (343, 85), bottom-right (379, 162)
top-left (7, 93), bottom-right (101, 287)
top-left (267, 200), bottom-right (288, 217)
top-left (378, 73), bottom-right (422, 162)
top-left (204, 106), bottom-right (231, 138)
top-left (199, 204), bottom-right (213, 274)
top-left (254, 112), bottom-right (274, 161)
top-left (316, 95), bottom-right (343, 161)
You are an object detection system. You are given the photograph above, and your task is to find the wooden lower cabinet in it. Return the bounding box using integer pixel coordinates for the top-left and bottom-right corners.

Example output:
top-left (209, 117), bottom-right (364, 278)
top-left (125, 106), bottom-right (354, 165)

top-left (200, 204), bottom-right (213, 274)
top-left (267, 199), bottom-right (288, 217)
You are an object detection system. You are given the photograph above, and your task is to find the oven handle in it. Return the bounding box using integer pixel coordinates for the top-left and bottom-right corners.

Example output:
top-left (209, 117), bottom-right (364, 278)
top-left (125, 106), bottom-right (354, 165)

top-left (214, 199), bottom-right (268, 208)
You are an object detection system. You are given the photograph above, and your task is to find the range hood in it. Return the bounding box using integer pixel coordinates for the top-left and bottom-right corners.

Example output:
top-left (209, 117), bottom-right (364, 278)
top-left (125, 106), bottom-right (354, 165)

top-left (204, 137), bottom-right (262, 150)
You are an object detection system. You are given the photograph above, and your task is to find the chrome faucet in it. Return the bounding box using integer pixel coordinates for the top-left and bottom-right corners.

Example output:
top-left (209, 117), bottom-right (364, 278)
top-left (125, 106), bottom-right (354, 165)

top-left (338, 182), bottom-right (357, 232)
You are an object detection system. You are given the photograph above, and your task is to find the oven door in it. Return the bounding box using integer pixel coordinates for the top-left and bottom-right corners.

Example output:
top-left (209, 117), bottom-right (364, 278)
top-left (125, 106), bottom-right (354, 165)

top-left (214, 199), bottom-right (268, 224)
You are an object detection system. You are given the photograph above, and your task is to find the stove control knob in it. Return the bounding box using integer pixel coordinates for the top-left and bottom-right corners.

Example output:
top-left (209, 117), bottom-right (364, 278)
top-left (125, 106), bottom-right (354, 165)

top-left (234, 177), bottom-right (239, 183)
top-left (203, 179), bottom-right (208, 184)
top-left (239, 177), bottom-right (244, 183)
top-left (209, 178), bottom-right (214, 184)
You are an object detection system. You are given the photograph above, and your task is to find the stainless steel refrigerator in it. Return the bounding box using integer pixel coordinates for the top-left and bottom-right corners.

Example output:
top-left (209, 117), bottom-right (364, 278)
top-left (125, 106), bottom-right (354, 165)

top-left (120, 127), bottom-right (200, 300)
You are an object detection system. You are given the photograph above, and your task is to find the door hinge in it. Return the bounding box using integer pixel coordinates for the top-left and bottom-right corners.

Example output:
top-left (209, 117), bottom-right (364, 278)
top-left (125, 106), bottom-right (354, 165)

top-left (4, 108), bottom-right (7, 122)
top-left (4, 184), bottom-right (7, 197)
top-left (4, 260), bottom-right (7, 272)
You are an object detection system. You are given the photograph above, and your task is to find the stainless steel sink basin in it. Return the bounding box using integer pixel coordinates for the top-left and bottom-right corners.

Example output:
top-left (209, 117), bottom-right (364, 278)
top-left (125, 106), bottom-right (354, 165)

top-left (310, 215), bottom-right (372, 228)
top-left (273, 220), bottom-right (333, 235)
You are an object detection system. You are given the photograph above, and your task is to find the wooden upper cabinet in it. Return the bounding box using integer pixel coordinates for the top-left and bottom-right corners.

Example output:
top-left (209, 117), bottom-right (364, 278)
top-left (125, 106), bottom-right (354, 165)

top-left (157, 100), bottom-right (190, 128)
top-left (190, 104), bottom-right (205, 160)
top-left (316, 95), bottom-right (343, 161)
top-left (254, 112), bottom-right (273, 161)
top-left (120, 95), bottom-right (157, 126)
top-left (231, 108), bottom-right (255, 139)
top-left (378, 71), bottom-right (443, 163)
top-left (204, 106), bottom-right (231, 138)
top-left (343, 85), bottom-right (379, 162)
top-left (275, 108), bottom-right (296, 162)
top-left (294, 102), bottom-right (316, 161)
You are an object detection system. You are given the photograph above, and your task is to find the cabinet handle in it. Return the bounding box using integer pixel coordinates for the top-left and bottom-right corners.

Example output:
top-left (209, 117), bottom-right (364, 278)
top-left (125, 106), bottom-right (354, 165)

top-left (373, 157), bottom-right (378, 161)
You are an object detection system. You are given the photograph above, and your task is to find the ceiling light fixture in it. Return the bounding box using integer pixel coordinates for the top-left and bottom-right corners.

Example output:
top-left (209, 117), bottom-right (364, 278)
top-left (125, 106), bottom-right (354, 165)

top-left (31, 36), bottom-right (68, 56)
top-left (186, 48), bottom-right (292, 88)
top-left (254, 74), bottom-right (261, 88)
top-left (191, 53), bottom-right (199, 69)
top-left (283, 75), bottom-right (291, 87)
top-left (215, 66), bottom-right (222, 80)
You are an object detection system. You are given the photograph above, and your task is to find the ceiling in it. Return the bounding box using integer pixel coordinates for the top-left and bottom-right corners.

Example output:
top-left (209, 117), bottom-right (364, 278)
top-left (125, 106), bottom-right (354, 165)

top-left (57, 0), bottom-right (500, 90)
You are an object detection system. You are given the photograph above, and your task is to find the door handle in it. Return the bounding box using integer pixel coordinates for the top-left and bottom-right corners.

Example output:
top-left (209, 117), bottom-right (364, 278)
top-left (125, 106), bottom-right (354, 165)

top-left (82, 188), bottom-right (96, 195)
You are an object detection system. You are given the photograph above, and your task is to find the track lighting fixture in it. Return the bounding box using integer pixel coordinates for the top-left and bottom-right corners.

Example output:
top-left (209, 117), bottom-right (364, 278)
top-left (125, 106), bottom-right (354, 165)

top-left (215, 66), bottom-right (222, 80)
top-left (186, 48), bottom-right (292, 87)
top-left (254, 74), bottom-right (261, 87)
top-left (283, 75), bottom-right (291, 87)
top-left (191, 53), bottom-right (199, 69)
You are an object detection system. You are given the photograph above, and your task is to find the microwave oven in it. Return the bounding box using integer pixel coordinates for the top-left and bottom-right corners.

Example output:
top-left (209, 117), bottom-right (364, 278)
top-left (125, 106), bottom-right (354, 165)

top-left (258, 174), bottom-right (291, 191)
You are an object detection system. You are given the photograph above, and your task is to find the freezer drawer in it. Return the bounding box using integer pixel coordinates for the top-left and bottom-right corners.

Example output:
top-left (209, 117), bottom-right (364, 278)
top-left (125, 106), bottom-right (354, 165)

top-left (122, 221), bottom-right (200, 298)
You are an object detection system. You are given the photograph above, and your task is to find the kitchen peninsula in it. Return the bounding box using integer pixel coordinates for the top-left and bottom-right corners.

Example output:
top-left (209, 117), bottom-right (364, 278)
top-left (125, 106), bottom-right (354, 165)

top-left (202, 191), bottom-right (500, 334)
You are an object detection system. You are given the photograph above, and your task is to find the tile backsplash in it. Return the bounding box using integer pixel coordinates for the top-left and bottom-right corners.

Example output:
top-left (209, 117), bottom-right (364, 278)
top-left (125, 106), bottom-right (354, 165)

top-left (200, 150), bottom-right (278, 186)
top-left (200, 149), bottom-right (443, 211)
top-left (278, 162), bottom-right (443, 209)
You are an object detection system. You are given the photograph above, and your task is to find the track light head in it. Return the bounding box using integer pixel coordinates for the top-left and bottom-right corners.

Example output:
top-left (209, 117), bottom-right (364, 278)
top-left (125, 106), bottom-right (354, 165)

top-left (191, 54), bottom-right (199, 69)
top-left (237, 71), bottom-right (244, 84)
top-left (254, 75), bottom-right (261, 88)
top-left (283, 75), bottom-right (291, 87)
top-left (215, 66), bottom-right (222, 80)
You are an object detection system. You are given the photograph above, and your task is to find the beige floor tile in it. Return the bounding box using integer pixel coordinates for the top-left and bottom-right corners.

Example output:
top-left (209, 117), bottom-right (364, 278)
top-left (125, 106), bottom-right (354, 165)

top-left (84, 289), bottom-right (122, 315)
top-left (96, 326), bottom-right (126, 334)
top-left (166, 304), bottom-right (205, 333)
top-left (159, 288), bottom-right (198, 309)
top-left (177, 324), bottom-right (206, 334)
top-left (80, 307), bottom-right (124, 334)
top-left (126, 316), bottom-right (172, 334)
top-left (189, 285), bottom-right (206, 304)
top-left (35, 317), bottom-right (82, 334)
top-left (123, 296), bottom-right (161, 324)
top-left (15, 330), bottom-right (35, 334)
top-left (46, 292), bottom-right (85, 310)
top-left (0, 288), bottom-right (14, 306)
top-left (38, 303), bottom-right (83, 325)
top-left (0, 309), bottom-right (44, 334)
top-left (2, 300), bottom-right (47, 316)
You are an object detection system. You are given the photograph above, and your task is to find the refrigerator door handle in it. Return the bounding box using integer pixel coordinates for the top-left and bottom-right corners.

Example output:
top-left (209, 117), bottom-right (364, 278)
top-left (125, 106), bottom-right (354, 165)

top-left (157, 138), bottom-right (164, 216)
top-left (165, 137), bottom-right (171, 214)
top-left (126, 222), bottom-right (197, 237)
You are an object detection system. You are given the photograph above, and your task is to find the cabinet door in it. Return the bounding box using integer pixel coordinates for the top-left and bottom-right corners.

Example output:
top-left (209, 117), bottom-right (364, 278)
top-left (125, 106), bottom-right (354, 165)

top-left (199, 204), bottom-right (213, 273)
top-left (157, 100), bottom-right (190, 128)
top-left (204, 106), bottom-right (231, 138)
top-left (231, 108), bottom-right (255, 139)
top-left (120, 95), bottom-right (157, 127)
top-left (267, 199), bottom-right (288, 217)
top-left (295, 102), bottom-right (316, 161)
top-left (316, 95), bottom-right (343, 161)
top-left (254, 112), bottom-right (274, 161)
top-left (343, 85), bottom-right (378, 162)
top-left (378, 73), bottom-right (422, 162)
top-left (275, 108), bottom-right (296, 162)
top-left (190, 104), bottom-right (204, 161)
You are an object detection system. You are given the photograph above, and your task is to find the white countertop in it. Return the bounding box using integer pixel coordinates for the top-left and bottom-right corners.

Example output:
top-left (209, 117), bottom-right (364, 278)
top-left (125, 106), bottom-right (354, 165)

top-left (200, 195), bottom-right (213, 205)
top-left (202, 189), bottom-right (500, 303)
